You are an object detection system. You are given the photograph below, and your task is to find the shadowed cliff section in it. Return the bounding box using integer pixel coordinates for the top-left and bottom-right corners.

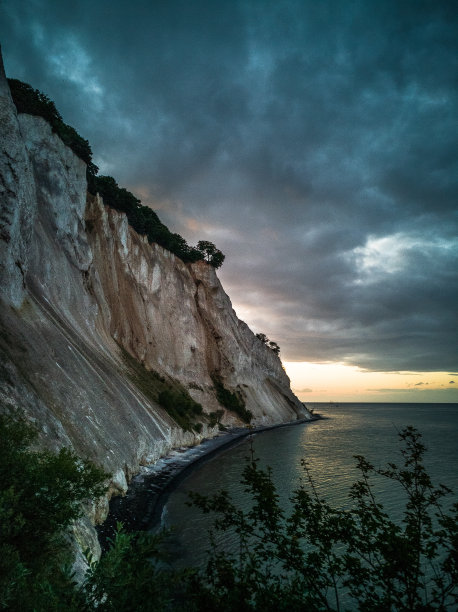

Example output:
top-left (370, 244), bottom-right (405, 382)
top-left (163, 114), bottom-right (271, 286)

top-left (0, 47), bottom-right (309, 568)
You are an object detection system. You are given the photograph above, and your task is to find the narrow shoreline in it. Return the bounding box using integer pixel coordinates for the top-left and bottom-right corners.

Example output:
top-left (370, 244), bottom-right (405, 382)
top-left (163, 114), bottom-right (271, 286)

top-left (96, 415), bottom-right (322, 550)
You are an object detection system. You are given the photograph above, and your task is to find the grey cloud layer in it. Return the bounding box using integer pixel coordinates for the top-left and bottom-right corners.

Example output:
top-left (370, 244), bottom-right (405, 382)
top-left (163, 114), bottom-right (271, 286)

top-left (2, 0), bottom-right (457, 371)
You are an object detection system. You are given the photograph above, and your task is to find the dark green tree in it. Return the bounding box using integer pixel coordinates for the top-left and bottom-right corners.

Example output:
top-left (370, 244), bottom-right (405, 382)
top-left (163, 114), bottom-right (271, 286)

top-left (256, 333), bottom-right (281, 356)
top-left (209, 249), bottom-right (225, 269)
top-left (0, 410), bottom-right (192, 611)
top-left (268, 341), bottom-right (280, 355)
top-left (196, 241), bottom-right (225, 269)
top-left (83, 525), bottom-right (187, 611)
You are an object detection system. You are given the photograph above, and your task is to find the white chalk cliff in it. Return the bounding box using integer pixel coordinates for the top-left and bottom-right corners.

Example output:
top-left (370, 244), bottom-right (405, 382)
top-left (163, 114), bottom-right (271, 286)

top-left (0, 50), bottom-right (309, 567)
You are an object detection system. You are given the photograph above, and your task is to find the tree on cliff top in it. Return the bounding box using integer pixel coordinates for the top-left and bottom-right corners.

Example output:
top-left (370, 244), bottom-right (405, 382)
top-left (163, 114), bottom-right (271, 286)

top-left (196, 241), bottom-right (226, 269)
top-left (256, 332), bottom-right (281, 355)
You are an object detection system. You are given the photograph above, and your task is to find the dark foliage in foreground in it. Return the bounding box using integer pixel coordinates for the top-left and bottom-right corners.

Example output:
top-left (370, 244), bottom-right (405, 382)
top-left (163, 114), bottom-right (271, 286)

top-left (188, 427), bottom-right (458, 611)
top-left (1, 411), bottom-right (457, 611)
top-left (8, 79), bottom-right (224, 268)
top-left (0, 411), bottom-right (107, 610)
top-left (83, 525), bottom-right (191, 611)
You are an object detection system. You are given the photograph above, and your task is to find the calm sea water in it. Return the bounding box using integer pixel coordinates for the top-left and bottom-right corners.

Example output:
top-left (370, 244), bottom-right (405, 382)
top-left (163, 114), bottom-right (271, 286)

top-left (159, 403), bottom-right (458, 569)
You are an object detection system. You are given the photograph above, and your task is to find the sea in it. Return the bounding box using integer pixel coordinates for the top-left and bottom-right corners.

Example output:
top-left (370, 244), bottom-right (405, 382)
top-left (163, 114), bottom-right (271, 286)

top-left (159, 402), bottom-right (458, 572)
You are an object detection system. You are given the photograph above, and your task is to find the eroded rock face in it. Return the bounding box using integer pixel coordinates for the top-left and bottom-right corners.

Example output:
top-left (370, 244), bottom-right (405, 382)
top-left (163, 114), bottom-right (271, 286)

top-left (86, 195), bottom-right (306, 425)
top-left (0, 54), bottom-right (35, 307)
top-left (0, 55), bottom-right (309, 565)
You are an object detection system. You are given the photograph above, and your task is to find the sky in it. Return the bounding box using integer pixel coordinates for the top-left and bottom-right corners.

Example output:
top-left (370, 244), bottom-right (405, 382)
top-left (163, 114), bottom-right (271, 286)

top-left (1, 0), bottom-right (457, 402)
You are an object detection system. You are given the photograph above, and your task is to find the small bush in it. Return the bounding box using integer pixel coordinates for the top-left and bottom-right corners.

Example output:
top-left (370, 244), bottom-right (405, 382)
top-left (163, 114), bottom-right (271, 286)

top-left (256, 332), bottom-right (280, 355)
top-left (211, 374), bottom-right (252, 424)
top-left (121, 348), bottom-right (203, 432)
top-left (158, 389), bottom-right (203, 432)
top-left (207, 409), bottom-right (224, 428)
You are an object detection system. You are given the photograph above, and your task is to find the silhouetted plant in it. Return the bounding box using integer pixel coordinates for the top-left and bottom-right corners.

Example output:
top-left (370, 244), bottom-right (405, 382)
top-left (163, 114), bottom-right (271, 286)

top-left (8, 78), bottom-right (98, 176)
top-left (1, 412), bottom-right (457, 611)
top-left (196, 241), bottom-right (225, 269)
top-left (83, 525), bottom-right (187, 611)
top-left (0, 411), bottom-right (107, 610)
top-left (188, 427), bottom-right (458, 611)
top-left (256, 333), bottom-right (281, 356)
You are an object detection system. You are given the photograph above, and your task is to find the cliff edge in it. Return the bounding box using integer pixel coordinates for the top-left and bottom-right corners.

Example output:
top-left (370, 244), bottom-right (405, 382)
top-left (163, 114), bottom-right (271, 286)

top-left (0, 49), bottom-right (309, 567)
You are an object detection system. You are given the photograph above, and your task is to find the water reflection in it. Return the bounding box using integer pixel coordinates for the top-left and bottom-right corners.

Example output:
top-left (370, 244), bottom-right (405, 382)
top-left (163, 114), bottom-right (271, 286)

top-left (159, 403), bottom-right (458, 569)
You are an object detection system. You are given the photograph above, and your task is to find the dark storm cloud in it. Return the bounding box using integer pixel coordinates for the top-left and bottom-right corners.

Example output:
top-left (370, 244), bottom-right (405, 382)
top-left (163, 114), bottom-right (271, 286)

top-left (1, 0), bottom-right (457, 371)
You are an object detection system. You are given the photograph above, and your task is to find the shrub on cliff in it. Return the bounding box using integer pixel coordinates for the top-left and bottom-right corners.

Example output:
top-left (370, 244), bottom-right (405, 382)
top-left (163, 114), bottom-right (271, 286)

top-left (120, 348), bottom-right (204, 432)
top-left (158, 389), bottom-right (203, 432)
top-left (211, 374), bottom-right (252, 424)
top-left (208, 409), bottom-right (224, 428)
top-left (255, 332), bottom-right (280, 355)
top-left (196, 241), bottom-right (226, 269)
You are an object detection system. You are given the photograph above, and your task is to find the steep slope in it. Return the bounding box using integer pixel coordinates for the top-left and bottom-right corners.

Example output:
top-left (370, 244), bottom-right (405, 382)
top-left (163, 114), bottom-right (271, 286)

top-left (86, 193), bottom-right (305, 425)
top-left (0, 50), bottom-right (309, 563)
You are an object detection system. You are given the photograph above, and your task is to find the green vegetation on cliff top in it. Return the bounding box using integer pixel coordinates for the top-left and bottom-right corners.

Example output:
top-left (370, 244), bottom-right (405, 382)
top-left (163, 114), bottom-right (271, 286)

top-left (7, 78), bottom-right (225, 268)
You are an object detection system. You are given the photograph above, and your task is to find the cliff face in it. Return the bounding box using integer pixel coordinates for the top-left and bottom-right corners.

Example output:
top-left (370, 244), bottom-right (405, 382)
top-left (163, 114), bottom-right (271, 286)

top-left (86, 194), bottom-right (305, 425)
top-left (0, 55), bottom-right (308, 562)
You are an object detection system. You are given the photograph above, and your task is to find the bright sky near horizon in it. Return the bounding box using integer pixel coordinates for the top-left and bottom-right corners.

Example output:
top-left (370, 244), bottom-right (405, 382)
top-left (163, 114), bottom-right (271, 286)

top-left (1, 0), bottom-right (457, 401)
top-left (284, 362), bottom-right (458, 403)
